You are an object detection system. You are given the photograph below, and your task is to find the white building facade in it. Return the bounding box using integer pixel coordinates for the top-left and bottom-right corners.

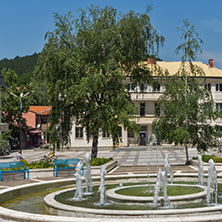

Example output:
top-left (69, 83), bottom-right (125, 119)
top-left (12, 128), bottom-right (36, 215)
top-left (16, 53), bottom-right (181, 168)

top-left (70, 59), bottom-right (222, 149)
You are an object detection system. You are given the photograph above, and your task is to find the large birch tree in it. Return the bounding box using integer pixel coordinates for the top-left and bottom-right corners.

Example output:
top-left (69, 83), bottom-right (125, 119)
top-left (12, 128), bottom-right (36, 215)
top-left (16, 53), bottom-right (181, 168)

top-left (35, 5), bottom-right (164, 158)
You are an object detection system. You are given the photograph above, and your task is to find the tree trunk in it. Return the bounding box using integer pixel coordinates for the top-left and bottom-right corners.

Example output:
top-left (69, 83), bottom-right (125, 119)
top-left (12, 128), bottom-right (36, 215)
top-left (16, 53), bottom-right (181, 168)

top-left (91, 133), bottom-right (98, 159)
top-left (185, 144), bottom-right (190, 165)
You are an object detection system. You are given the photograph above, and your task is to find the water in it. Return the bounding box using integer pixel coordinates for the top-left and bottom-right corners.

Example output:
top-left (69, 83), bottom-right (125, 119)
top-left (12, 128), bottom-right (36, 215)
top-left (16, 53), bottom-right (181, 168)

top-left (84, 152), bottom-right (92, 193)
top-left (73, 161), bottom-right (83, 200)
top-left (147, 141), bottom-right (153, 192)
top-left (206, 159), bottom-right (218, 206)
top-left (153, 168), bottom-right (163, 208)
top-left (4, 182), bottom-right (222, 213)
top-left (163, 153), bottom-right (173, 208)
top-left (98, 165), bottom-right (106, 206)
top-left (150, 134), bottom-right (159, 170)
top-left (198, 155), bottom-right (204, 186)
top-left (164, 153), bottom-right (173, 185)
top-left (153, 154), bottom-right (173, 208)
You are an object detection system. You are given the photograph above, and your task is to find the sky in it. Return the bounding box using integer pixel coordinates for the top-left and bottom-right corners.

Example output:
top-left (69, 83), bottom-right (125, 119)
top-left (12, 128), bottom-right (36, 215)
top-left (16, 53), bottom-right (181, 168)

top-left (0, 0), bottom-right (222, 69)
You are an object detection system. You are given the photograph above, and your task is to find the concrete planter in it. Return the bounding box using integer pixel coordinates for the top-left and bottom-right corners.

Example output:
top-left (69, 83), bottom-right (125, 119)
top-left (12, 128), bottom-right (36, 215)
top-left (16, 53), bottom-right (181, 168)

top-left (1, 171), bottom-right (25, 181)
top-left (190, 159), bottom-right (222, 171)
top-left (29, 160), bottom-right (118, 179)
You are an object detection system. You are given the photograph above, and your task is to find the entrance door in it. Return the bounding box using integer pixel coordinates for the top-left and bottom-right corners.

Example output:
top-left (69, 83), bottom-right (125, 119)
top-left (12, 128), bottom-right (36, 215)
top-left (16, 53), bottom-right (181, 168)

top-left (139, 132), bottom-right (146, 145)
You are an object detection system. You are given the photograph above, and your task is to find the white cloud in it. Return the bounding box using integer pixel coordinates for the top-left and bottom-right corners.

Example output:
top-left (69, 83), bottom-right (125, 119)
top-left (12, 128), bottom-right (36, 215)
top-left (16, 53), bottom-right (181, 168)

top-left (199, 51), bottom-right (222, 69)
top-left (205, 18), bottom-right (222, 33)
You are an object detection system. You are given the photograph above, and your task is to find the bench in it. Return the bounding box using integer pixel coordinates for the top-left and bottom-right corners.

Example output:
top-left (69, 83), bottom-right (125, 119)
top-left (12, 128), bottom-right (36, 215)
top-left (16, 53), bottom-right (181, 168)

top-left (53, 159), bottom-right (84, 177)
top-left (0, 161), bottom-right (29, 181)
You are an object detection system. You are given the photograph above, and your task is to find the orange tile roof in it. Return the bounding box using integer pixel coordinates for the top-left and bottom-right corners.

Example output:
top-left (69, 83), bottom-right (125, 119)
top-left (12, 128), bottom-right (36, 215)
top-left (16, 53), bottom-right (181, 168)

top-left (29, 106), bottom-right (52, 115)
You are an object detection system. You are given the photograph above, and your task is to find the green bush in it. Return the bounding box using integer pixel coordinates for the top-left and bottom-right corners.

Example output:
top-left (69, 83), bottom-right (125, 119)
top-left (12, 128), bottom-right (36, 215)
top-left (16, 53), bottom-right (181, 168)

top-left (194, 154), bottom-right (222, 163)
top-left (27, 158), bottom-right (54, 169)
top-left (212, 156), bottom-right (222, 163)
top-left (90, 158), bottom-right (112, 166)
top-left (201, 154), bottom-right (215, 163)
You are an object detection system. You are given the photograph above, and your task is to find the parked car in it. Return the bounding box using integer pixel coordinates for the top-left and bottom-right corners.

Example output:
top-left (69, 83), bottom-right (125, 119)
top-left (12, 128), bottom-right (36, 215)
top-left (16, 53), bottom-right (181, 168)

top-left (0, 140), bottom-right (11, 156)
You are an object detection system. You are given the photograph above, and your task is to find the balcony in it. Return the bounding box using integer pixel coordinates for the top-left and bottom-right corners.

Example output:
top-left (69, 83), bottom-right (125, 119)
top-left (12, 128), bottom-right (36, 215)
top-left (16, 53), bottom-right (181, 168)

top-left (130, 92), bottom-right (162, 101)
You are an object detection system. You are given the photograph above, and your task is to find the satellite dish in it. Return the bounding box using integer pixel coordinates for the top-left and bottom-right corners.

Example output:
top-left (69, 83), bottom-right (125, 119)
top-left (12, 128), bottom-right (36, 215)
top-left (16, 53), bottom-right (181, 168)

top-left (37, 124), bottom-right (40, 129)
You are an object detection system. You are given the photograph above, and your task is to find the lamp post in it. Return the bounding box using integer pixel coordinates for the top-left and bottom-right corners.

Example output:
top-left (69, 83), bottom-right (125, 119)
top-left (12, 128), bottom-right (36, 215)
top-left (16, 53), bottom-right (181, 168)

top-left (10, 92), bottom-right (29, 151)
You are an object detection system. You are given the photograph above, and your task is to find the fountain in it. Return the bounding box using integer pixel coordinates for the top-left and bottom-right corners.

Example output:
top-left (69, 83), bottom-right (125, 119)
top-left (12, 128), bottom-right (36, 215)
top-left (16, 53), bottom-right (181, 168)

top-left (84, 152), bottom-right (92, 193)
top-left (73, 161), bottom-right (83, 200)
top-left (206, 159), bottom-right (218, 206)
top-left (153, 153), bottom-right (173, 208)
top-left (98, 164), bottom-right (106, 206)
top-left (198, 154), bottom-right (204, 186)
top-left (153, 167), bottom-right (163, 208)
top-left (147, 133), bottom-right (156, 192)
top-left (0, 152), bottom-right (221, 222)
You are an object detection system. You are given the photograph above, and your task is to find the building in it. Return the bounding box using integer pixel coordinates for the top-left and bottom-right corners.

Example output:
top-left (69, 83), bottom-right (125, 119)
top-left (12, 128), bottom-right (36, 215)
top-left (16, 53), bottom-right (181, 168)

top-left (69, 59), bottom-right (222, 149)
top-left (22, 106), bottom-right (51, 147)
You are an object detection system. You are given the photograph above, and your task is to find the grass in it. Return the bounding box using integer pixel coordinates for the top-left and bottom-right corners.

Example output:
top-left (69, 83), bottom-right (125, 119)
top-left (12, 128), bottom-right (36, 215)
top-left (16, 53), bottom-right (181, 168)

top-left (115, 185), bottom-right (204, 197)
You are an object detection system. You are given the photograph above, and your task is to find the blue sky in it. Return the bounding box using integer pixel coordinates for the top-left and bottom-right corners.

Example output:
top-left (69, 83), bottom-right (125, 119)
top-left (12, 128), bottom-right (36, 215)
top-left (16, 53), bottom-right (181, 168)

top-left (0, 0), bottom-right (222, 69)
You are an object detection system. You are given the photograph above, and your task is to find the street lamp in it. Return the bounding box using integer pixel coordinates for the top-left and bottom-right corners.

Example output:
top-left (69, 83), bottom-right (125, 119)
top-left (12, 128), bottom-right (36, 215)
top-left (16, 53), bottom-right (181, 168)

top-left (10, 92), bottom-right (30, 151)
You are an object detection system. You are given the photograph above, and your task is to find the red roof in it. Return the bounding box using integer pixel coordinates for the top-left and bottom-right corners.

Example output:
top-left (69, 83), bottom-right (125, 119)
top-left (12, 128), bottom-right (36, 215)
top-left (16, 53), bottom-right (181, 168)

top-left (29, 106), bottom-right (52, 115)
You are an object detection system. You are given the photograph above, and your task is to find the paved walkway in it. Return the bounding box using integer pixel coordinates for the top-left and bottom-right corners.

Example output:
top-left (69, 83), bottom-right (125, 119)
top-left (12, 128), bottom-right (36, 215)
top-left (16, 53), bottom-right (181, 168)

top-left (0, 145), bottom-right (199, 166)
top-left (0, 145), bottom-right (200, 188)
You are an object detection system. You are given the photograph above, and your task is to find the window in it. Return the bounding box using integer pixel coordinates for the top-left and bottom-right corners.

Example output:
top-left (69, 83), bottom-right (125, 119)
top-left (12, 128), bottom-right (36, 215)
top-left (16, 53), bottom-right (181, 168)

top-left (41, 119), bottom-right (47, 124)
top-left (153, 82), bottom-right (160, 92)
top-left (128, 83), bottom-right (135, 92)
top-left (103, 131), bottom-right (110, 138)
top-left (128, 132), bottom-right (134, 138)
top-left (140, 84), bottom-right (148, 92)
top-left (75, 127), bottom-right (83, 138)
top-left (216, 84), bottom-right (222, 92)
top-left (155, 102), bottom-right (160, 116)
top-left (26, 135), bottom-right (30, 142)
top-left (205, 83), bottom-right (211, 91)
top-left (216, 103), bottom-right (222, 111)
top-left (140, 103), bottom-right (145, 116)
top-left (216, 125), bottom-right (222, 131)
top-left (140, 126), bottom-right (147, 131)
top-left (118, 126), bottom-right (122, 137)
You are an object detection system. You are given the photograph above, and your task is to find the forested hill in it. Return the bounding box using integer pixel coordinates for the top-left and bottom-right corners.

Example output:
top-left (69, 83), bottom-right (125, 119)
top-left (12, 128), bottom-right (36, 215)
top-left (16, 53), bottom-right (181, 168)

top-left (0, 53), bottom-right (39, 77)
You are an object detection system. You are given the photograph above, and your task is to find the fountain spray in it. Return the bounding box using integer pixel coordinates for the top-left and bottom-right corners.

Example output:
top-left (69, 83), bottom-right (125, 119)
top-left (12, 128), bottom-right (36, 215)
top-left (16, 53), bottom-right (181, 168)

top-left (153, 154), bottom-right (173, 208)
top-left (198, 155), bottom-right (204, 186)
top-left (206, 159), bottom-right (218, 206)
top-left (84, 152), bottom-right (92, 193)
top-left (74, 161), bottom-right (83, 200)
top-left (98, 165), bottom-right (106, 206)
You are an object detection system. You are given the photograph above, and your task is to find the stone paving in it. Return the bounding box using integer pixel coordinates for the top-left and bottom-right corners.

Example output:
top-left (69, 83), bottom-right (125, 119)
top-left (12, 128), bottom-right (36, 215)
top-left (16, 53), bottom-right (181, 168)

top-left (0, 145), bottom-right (200, 189)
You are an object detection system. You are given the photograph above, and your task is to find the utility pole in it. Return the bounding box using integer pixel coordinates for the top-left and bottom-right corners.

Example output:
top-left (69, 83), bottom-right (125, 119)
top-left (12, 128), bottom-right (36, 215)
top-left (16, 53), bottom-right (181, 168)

top-left (10, 92), bottom-right (30, 151)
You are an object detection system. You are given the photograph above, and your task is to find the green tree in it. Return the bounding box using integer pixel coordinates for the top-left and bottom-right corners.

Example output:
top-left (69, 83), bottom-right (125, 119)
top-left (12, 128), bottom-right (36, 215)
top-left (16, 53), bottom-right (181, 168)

top-left (1, 68), bottom-right (30, 144)
top-left (153, 19), bottom-right (221, 165)
top-left (35, 5), bottom-right (164, 158)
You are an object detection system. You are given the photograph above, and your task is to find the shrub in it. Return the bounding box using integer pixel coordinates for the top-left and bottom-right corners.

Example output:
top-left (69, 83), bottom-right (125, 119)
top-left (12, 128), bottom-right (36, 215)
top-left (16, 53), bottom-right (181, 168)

top-left (201, 154), bottom-right (215, 163)
top-left (20, 159), bottom-right (29, 166)
top-left (194, 154), bottom-right (222, 163)
top-left (212, 156), bottom-right (222, 163)
top-left (27, 158), bottom-right (54, 169)
top-left (90, 158), bottom-right (112, 166)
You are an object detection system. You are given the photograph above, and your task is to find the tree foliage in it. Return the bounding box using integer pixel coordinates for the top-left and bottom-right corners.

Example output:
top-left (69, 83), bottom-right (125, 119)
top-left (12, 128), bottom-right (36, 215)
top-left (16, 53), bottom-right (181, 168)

top-left (153, 19), bottom-right (221, 164)
top-left (1, 68), bottom-right (30, 141)
top-left (0, 53), bottom-right (39, 77)
top-left (35, 5), bottom-right (164, 157)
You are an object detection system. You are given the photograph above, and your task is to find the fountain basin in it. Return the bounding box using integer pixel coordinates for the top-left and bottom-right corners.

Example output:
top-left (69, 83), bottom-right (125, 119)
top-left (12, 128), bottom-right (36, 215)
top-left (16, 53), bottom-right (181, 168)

top-left (1, 175), bottom-right (222, 221)
top-left (106, 184), bottom-right (207, 205)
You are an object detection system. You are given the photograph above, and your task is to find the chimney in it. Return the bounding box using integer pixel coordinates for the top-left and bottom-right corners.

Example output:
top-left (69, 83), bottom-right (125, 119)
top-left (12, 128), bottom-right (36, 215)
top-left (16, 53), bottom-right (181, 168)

top-left (209, 59), bottom-right (214, 68)
top-left (147, 58), bottom-right (156, 65)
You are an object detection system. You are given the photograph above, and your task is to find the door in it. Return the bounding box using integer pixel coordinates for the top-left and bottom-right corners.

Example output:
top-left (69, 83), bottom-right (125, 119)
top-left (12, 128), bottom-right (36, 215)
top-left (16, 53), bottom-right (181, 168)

top-left (139, 132), bottom-right (146, 145)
